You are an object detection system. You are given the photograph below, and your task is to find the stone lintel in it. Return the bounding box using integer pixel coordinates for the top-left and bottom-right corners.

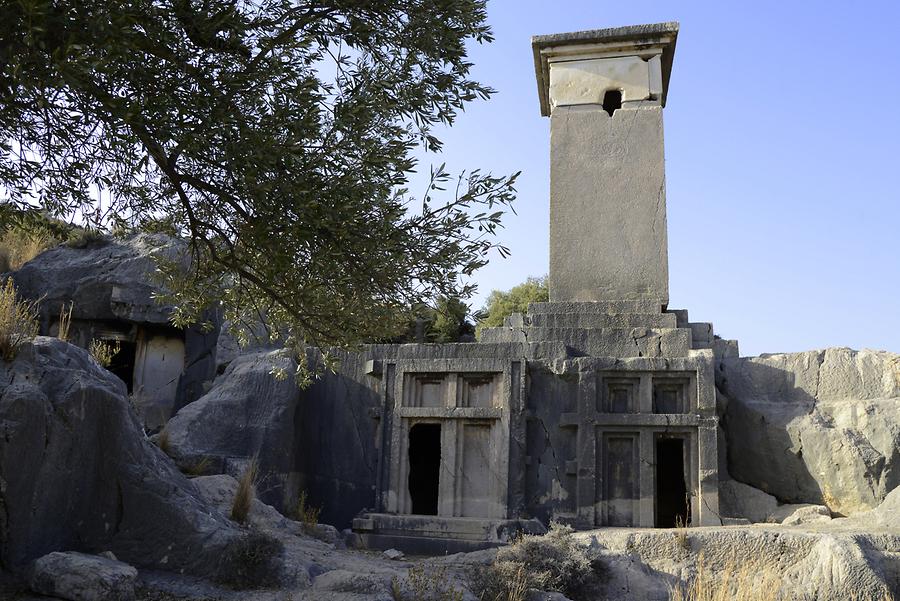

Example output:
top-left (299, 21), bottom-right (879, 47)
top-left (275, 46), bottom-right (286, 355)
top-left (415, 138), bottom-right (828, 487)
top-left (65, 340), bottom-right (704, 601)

top-left (532, 22), bottom-right (679, 116)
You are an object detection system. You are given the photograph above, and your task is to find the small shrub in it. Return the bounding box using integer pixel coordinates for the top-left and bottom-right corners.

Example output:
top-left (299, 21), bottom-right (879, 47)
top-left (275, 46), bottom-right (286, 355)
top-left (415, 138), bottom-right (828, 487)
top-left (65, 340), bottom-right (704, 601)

top-left (0, 279), bottom-right (39, 361)
top-left (216, 530), bottom-right (283, 589)
top-left (294, 491), bottom-right (321, 527)
top-left (393, 564), bottom-right (464, 601)
top-left (89, 338), bottom-right (120, 367)
top-left (57, 302), bottom-right (73, 341)
top-left (472, 522), bottom-right (605, 601)
top-left (231, 457), bottom-right (259, 524)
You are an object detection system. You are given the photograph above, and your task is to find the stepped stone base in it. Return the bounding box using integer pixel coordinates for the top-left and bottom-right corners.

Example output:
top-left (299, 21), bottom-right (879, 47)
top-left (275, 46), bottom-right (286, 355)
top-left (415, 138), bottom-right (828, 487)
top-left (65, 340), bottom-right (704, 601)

top-left (480, 301), bottom-right (738, 360)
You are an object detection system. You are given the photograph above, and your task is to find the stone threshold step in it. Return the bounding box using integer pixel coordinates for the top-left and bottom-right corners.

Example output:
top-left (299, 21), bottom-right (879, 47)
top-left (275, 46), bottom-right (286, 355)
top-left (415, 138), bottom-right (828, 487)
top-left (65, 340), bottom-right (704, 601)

top-left (528, 300), bottom-right (666, 314)
top-left (516, 312), bottom-right (677, 328)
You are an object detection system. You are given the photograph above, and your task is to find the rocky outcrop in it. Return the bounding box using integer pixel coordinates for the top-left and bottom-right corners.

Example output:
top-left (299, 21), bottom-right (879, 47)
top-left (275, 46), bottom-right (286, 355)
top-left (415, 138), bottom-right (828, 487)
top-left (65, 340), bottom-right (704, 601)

top-left (719, 479), bottom-right (832, 525)
top-left (12, 233), bottom-right (183, 325)
top-left (11, 233), bottom-right (220, 426)
top-left (164, 350), bottom-right (301, 512)
top-left (28, 552), bottom-right (138, 601)
top-left (573, 514), bottom-right (900, 600)
top-left (717, 348), bottom-right (900, 515)
top-left (0, 337), bottom-right (275, 583)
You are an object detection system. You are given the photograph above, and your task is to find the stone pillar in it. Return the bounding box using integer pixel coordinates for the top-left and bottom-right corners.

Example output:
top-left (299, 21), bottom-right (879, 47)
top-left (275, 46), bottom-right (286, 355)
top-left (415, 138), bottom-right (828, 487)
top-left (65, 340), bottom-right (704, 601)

top-left (532, 23), bottom-right (679, 306)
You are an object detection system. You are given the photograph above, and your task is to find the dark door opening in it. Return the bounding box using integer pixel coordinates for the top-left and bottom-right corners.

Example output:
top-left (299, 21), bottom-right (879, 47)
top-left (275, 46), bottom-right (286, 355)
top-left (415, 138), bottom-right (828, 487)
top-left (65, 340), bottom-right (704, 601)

top-left (408, 423), bottom-right (441, 515)
top-left (655, 438), bottom-right (689, 528)
top-left (107, 340), bottom-right (137, 393)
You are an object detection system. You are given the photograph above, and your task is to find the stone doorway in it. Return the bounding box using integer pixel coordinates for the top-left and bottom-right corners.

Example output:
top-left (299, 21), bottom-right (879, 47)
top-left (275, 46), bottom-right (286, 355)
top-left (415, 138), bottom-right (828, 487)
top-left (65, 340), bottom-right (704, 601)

top-left (408, 423), bottom-right (441, 515)
top-left (107, 339), bottom-right (137, 393)
top-left (655, 437), bottom-right (689, 527)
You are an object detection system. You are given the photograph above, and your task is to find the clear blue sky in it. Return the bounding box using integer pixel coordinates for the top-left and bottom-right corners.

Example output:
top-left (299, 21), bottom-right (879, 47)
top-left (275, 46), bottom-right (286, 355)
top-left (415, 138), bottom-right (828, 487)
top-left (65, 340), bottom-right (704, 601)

top-left (414, 0), bottom-right (900, 357)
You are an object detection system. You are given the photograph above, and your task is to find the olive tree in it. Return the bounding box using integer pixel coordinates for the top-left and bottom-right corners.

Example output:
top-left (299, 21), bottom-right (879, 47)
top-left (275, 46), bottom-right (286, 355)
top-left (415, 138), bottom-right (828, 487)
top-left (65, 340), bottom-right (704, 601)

top-left (0, 0), bottom-right (518, 373)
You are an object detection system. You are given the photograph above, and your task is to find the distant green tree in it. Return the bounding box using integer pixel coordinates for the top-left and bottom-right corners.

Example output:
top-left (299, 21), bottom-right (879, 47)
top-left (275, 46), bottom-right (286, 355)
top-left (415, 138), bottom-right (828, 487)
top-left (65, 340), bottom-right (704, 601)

top-left (476, 276), bottom-right (548, 336)
top-left (430, 296), bottom-right (472, 343)
top-left (380, 295), bottom-right (473, 344)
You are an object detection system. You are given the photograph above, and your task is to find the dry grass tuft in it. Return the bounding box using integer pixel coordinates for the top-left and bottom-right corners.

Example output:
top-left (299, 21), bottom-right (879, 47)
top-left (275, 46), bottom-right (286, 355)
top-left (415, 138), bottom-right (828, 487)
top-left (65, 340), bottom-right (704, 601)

top-left (64, 227), bottom-right (106, 249)
top-left (231, 457), bottom-right (259, 524)
top-left (57, 302), bottom-right (73, 341)
top-left (155, 426), bottom-right (171, 456)
top-left (393, 564), bottom-right (464, 601)
top-left (183, 456), bottom-right (211, 477)
top-left (669, 554), bottom-right (780, 601)
top-left (294, 491), bottom-right (321, 527)
top-left (88, 338), bottom-right (120, 367)
top-left (0, 229), bottom-right (54, 272)
top-left (0, 279), bottom-right (39, 361)
top-left (675, 514), bottom-right (690, 550)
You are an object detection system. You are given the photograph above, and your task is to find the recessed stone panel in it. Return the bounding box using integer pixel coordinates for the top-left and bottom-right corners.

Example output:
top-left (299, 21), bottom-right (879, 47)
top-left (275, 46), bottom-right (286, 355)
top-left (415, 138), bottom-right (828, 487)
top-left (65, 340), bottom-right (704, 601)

top-left (599, 432), bottom-right (640, 526)
top-left (405, 373), bottom-right (449, 408)
top-left (458, 373), bottom-right (501, 408)
top-left (652, 377), bottom-right (691, 414)
top-left (599, 376), bottom-right (640, 413)
top-left (459, 423), bottom-right (493, 518)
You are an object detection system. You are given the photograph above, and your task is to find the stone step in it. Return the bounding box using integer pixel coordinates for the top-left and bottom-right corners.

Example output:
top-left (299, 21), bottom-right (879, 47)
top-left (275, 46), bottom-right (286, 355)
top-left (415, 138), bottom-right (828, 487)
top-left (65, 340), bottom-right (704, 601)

top-left (353, 532), bottom-right (502, 555)
top-left (479, 326), bottom-right (692, 358)
top-left (689, 322), bottom-right (714, 348)
top-left (523, 312), bottom-right (677, 329)
top-left (713, 338), bottom-right (740, 359)
top-left (527, 300), bottom-right (665, 315)
top-left (666, 308), bottom-right (689, 328)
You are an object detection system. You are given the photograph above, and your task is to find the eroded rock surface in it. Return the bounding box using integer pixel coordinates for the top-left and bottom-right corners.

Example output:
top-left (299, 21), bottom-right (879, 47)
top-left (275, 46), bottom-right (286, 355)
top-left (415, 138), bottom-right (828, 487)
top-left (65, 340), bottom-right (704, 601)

top-left (28, 551), bottom-right (137, 601)
top-left (11, 233), bottom-right (219, 426)
top-left (573, 512), bottom-right (899, 600)
top-left (12, 233), bottom-right (183, 325)
top-left (164, 350), bottom-right (301, 512)
top-left (0, 337), bottom-right (271, 582)
top-left (718, 348), bottom-right (900, 515)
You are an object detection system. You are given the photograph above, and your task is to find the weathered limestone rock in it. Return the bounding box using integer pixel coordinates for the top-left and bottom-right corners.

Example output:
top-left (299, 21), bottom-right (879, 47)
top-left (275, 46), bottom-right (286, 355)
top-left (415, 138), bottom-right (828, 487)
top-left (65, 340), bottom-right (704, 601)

top-left (28, 552), bottom-right (137, 601)
top-left (12, 233), bottom-right (181, 325)
top-left (574, 524), bottom-right (899, 601)
top-left (309, 569), bottom-right (395, 598)
top-left (0, 337), bottom-right (274, 583)
top-left (718, 479), bottom-right (779, 523)
top-left (772, 504), bottom-right (831, 526)
top-left (214, 319), bottom-right (279, 374)
top-left (11, 233), bottom-right (219, 428)
top-left (164, 349), bottom-right (301, 512)
top-left (717, 348), bottom-right (900, 515)
top-left (845, 483), bottom-right (900, 530)
top-left (720, 480), bottom-right (833, 525)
